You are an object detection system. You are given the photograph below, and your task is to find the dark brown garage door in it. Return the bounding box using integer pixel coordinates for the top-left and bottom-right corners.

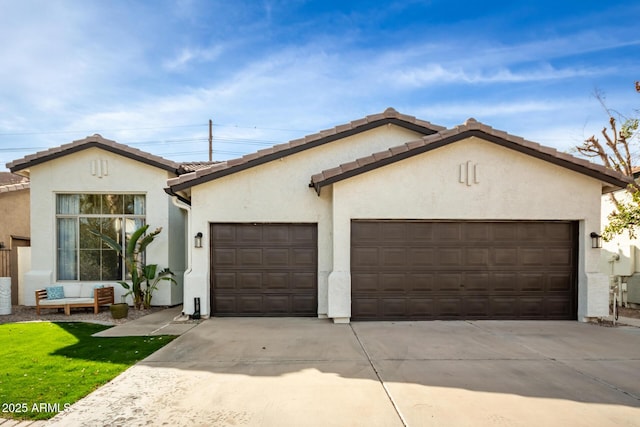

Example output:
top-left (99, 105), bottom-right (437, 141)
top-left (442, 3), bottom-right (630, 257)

top-left (211, 223), bottom-right (317, 316)
top-left (351, 221), bottom-right (577, 320)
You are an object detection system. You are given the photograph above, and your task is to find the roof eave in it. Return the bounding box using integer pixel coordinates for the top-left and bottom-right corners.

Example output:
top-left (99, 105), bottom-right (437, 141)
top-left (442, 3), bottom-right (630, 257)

top-left (311, 129), bottom-right (633, 195)
top-left (168, 116), bottom-right (441, 193)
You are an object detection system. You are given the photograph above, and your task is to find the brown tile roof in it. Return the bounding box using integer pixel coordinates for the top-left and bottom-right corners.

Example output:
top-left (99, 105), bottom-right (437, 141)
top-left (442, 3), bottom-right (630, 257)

top-left (0, 181), bottom-right (30, 193)
top-left (7, 134), bottom-right (181, 173)
top-left (310, 118), bottom-right (634, 194)
top-left (166, 108), bottom-right (444, 192)
top-left (178, 161), bottom-right (223, 174)
top-left (0, 172), bottom-right (28, 186)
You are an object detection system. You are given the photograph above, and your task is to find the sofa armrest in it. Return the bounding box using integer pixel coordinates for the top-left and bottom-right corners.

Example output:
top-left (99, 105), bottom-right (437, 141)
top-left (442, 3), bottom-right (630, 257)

top-left (94, 286), bottom-right (115, 306)
top-left (35, 289), bottom-right (48, 315)
top-left (35, 289), bottom-right (48, 302)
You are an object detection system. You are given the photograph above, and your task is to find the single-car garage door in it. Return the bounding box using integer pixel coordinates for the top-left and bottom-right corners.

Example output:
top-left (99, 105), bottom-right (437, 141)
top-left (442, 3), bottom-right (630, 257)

top-left (211, 223), bottom-right (317, 316)
top-left (351, 221), bottom-right (577, 320)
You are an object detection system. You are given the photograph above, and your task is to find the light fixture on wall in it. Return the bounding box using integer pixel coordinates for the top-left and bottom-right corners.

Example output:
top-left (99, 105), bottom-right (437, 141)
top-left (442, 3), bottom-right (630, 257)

top-left (590, 232), bottom-right (602, 249)
top-left (194, 232), bottom-right (203, 248)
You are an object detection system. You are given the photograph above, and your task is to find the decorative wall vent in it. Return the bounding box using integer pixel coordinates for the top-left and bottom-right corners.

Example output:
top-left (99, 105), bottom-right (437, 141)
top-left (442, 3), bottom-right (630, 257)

top-left (459, 161), bottom-right (479, 186)
top-left (90, 159), bottom-right (109, 178)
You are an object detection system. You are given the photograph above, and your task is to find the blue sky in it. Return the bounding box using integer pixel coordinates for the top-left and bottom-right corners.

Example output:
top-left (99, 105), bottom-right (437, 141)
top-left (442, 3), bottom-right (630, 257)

top-left (1, 0), bottom-right (639, 171)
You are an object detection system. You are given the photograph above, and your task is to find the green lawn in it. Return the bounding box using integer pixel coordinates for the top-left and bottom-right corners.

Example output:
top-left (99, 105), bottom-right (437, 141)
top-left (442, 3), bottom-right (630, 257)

top-left (0, 322), bottom-right (175, 420)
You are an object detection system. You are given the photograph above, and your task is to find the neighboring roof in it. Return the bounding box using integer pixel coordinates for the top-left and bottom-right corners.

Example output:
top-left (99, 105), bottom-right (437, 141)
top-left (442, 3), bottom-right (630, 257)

top-left (0, 172), bottom-right (28, 186)
top-left (7, 134), bottom-right (181, 174)
top-left (310, 118), bottom-right (634, 195)
top-left (166, 108), bottom-right (445, 192)
top-left (178, 161), bottom-right (222, 174)
top-left (0, 181), bottom-right (30, 194)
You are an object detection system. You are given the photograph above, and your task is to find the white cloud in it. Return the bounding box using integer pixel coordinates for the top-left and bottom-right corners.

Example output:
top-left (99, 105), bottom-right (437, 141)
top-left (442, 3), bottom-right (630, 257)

top-left (163, 45), bottom-right (226, 71)
top-left (392, 63), bottom-right (610, 87)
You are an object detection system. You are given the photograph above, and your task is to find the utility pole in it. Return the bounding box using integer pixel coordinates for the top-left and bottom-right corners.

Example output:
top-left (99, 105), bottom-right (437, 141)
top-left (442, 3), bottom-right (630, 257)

top-left (208, 119), bottom-right (213, 162)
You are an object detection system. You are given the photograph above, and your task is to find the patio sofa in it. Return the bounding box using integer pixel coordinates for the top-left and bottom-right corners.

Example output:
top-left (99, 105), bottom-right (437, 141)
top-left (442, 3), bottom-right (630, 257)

top-left (35, 284), bottom-right (115, 316)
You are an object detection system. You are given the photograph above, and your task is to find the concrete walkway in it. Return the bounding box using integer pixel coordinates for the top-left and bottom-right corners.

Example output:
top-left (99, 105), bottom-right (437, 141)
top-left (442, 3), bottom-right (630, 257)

top-left (92, 305), bottom-right (199, 337)
top-left (45, 318), bottom-right (640, 427)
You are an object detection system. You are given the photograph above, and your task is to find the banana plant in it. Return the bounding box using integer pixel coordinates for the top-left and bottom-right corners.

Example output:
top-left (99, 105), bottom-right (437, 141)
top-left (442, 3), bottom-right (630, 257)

top-left (94, 224), bottom-right (176, 309)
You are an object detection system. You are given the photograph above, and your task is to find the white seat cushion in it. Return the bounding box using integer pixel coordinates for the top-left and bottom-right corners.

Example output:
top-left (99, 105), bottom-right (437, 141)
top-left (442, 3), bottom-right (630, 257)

top-left (39, 297), bottom-right (94, 306)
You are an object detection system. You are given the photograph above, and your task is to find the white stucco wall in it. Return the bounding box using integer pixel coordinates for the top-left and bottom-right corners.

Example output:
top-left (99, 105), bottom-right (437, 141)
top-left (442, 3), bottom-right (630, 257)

top-left (329, 137), bottom-right (606, 321)
top-left (184, 124), bottom-right (427, 317)
top-left (23, 147), bottom-right (184, 306)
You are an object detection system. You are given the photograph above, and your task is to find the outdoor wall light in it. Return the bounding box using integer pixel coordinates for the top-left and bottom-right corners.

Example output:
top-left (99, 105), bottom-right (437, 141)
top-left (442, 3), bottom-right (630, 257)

top-left (194, 232), bottom-right (203, 248)
top-left (590, 232), bottom-right (602, 249)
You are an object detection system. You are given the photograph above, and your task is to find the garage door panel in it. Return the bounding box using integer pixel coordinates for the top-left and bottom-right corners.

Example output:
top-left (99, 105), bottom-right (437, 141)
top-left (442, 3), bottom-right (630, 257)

top-left (238, 248), bottom-right (262, 265)
top-left (439, 248), bottom-right (462, 265)
top-left (493, 223), bottom-right (518, 241)
top-left (519, 297), bottom-right (546, 317)
top-left (412, 223), bottom-right (434, 241)
top-left (408, 248), bottom-right (435, 265)
top-left (292, 295), bottom-right (317, 314)
top-left (263, 225), bottom-right (290, 243)
top-left (379, 274), bottom-right (406, 292)
top-left (264, 248), bottom-right (289, 266)
top-left (264, 272), bottom-right (288, 289)
top-left (264, 295), bottom-right (290, 313)
top-left (213, 273), bottom-right (236, 289)
top-left (521, 248), bottom-right (546, 266)
top-left (213, 248), bottom-right (236, 265)
top-left (352, 247), bottom-right (379, 267)
top-left (236, 296), bottom-right (264, 313)
top-left (436, 298), bottom-right (463, 317)
top-left (494, 248), bottom-right (518, 266)
top-left (465, 273), bottom-right (490, 292)
top-left (519, 223), bottom-right (547, 241)
top-left (292, 272), bottom-right (316, 289)
top-left (237, 272), bottom-right (263, 289)
top-left (546, 297), bottom-right (572, 317)
top-left (352, 298), bottom-right (379, 318)
top-left (238, 226), bottom-right (262, 242)
top-left (213, 295), bottom-right (237, 313)
top-left (293, 248), bottom-right (316, 267)
top-left (211, 223), bottom-right (317, 317)
top-left (381, 248), bottom-right (406, 266)
top-left (436, 223), bottom-right (462, 240)
top-left (464, 297), bottom-right (490, 317)
top-left (435, 273), bottom-right (462, 291)
top-left (548, 274), bottom-right (573, 292)
top-left (492, 273), bottom-right (518, 292)
top-left (491, 297), bottom-right (518, 317)
top-left (212, 224), bottom-right (236, 241)
top-left (381, 299), bottom-right (406, 317)
top-left (548, 248), bottom-right (573, 266)
top-left (408, 298), bottom-right (435, 317)
top-left (352, 221), bottom-right (577, 320)
top-left (466, 247), bottom-right (490, 266)
top-left (519, 274), bottom-right (545, 292)
top-left (352, 273), bottom-right (378, 292)
top-left (465, 223), bottom-right (491, 241)
top-left (408, 273), bottom-right (434, 291)
top-left (382, 223), bottom-right (407, 241)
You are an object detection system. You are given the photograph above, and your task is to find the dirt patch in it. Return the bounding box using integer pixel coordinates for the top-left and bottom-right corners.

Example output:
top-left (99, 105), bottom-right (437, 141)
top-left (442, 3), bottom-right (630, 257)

top-left (614, 305), bottom-right (640, 319)
top-left (0, 305), bottom-right (165, 325)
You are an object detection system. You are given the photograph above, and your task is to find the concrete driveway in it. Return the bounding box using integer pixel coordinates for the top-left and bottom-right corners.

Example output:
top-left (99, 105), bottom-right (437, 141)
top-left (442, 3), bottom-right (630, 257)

top-left (48, 319), bottom-right (640, 427)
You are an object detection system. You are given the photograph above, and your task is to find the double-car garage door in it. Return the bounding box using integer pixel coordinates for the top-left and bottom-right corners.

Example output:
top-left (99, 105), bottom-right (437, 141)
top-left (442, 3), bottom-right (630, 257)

top-left (210, 221), bottom-right (578, 320)
top-left (351, 221), bottom-right (578, 320)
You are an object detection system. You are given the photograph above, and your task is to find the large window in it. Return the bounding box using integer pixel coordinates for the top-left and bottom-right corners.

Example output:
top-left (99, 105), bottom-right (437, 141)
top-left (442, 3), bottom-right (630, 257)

top-left (56, 194), bottom-right (145, 281)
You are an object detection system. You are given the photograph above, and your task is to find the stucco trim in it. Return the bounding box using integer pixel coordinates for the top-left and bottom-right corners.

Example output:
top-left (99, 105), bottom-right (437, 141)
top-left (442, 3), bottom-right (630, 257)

top-left (310, 119), bottom-right (633, 194)
top-left (166, 108), bottom-right (444, 192)
top-left (7, 134), bottom-right (180, 174)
